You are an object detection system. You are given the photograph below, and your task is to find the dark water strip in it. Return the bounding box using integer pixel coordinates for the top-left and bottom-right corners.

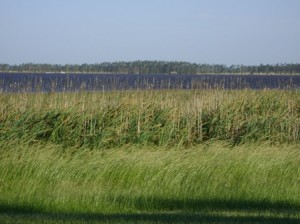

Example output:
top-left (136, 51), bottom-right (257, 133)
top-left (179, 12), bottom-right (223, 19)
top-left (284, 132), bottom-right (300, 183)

top-left (0, 73), bottom-right (299, 92)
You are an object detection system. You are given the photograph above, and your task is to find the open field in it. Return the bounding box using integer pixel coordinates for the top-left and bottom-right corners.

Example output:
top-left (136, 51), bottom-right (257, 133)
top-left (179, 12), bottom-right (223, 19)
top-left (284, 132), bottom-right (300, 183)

top-left (0, 89), bottom-right (300, 223)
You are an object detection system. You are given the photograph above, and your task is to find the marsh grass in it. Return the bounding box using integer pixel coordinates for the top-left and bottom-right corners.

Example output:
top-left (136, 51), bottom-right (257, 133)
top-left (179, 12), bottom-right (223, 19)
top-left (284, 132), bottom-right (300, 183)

top-left (1, 89), bottom-right (299, 148)
top-left (1, 89), bottom-right (300, 223)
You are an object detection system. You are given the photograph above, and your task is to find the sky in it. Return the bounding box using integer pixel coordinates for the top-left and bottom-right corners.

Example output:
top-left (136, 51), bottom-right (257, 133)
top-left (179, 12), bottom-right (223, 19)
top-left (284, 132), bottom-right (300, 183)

top-left (0, 0), bottom-right (300, 65)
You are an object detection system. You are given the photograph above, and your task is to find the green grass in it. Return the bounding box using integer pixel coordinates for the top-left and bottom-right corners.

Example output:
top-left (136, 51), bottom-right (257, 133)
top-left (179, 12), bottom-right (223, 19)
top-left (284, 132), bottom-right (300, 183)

top-left (0, 89), bottom-right (300, 223)
top-left (0, 141), bottom-right (300, 223)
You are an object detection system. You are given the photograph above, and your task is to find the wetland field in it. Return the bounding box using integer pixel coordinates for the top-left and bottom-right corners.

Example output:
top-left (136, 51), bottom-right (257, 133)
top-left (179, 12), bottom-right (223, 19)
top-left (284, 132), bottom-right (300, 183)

top-left (0, 74), bottom-right (300, 223)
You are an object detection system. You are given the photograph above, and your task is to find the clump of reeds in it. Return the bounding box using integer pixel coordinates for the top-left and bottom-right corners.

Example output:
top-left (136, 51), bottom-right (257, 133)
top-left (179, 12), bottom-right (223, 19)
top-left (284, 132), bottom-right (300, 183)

top-left (0, 89), bottom-right (299, 148)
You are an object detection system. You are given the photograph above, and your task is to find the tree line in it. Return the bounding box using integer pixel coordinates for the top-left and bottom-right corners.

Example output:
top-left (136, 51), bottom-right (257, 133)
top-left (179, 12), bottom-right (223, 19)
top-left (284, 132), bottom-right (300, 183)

top-left (0, 61), bottom-right (300, 74)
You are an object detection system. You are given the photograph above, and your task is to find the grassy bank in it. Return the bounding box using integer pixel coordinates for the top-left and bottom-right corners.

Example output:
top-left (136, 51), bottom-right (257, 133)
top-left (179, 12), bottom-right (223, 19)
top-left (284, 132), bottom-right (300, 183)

top-left (0, 141), bottom-right (300, 223)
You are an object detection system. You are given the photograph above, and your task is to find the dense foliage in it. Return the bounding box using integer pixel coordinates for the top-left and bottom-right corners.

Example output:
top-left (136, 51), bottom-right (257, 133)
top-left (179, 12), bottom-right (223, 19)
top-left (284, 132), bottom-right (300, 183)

top-left (1, 61), bottom-right (300, 74)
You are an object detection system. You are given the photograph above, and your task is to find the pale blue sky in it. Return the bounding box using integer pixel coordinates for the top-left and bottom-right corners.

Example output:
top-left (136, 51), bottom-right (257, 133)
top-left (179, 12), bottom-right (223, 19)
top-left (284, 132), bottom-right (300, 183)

top-left (1, 0), bottom-right (300, 65)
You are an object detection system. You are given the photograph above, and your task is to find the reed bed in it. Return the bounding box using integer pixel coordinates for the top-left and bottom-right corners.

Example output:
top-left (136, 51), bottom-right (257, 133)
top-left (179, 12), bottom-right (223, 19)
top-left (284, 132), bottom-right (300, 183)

top-left (0, 89), bottom-right (299, 148)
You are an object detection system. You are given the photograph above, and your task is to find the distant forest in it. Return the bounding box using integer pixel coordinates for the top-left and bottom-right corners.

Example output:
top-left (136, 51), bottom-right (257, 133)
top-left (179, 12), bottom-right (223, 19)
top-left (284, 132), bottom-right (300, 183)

top-left (1, 61), bottom-right (300, 74)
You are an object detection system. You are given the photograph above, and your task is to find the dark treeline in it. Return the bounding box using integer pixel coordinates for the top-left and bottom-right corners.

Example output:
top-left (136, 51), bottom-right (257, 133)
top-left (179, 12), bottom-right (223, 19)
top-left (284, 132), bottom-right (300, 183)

top-left (1, 61), bottom-right (300, 74)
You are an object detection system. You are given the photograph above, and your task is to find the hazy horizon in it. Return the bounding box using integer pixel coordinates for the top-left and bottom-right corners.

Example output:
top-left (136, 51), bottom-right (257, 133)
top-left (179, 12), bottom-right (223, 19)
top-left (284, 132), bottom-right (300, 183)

top-left (1, 0), bottom-right (300, 65)
top-left (2, 61), bottom-right (299, 67)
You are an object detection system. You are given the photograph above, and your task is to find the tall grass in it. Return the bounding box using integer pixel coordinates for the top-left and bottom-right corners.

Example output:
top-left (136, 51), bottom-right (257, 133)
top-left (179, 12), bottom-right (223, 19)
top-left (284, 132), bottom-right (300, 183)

top-left (1, 89), bottom-right (299, 148)
top-left (1, 89), bottom-right (300, 223)
top-left (0, 141), bottom-right (300, 216)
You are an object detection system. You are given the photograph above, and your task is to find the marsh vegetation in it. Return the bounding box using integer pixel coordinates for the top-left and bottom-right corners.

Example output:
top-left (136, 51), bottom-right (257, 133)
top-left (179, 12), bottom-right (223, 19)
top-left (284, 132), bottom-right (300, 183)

top-left (0, 88), bottom-right (300, 223)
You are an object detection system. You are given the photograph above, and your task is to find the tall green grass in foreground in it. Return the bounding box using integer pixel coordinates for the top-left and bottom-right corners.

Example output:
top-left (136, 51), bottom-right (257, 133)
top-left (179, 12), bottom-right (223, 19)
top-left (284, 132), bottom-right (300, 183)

top-left (0, 89), bottom-right (300, 147)
top-left (0, 142), bottom-right (300, 223)
top-left (0, 89), bottom-right (300, 223)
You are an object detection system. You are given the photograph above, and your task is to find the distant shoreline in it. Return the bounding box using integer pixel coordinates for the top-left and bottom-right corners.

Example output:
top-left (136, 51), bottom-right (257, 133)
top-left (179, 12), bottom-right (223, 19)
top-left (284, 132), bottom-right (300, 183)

top-left (1, 71), bottom-right (300, 76)
top-left (1, 61), bottom-right (299, 75)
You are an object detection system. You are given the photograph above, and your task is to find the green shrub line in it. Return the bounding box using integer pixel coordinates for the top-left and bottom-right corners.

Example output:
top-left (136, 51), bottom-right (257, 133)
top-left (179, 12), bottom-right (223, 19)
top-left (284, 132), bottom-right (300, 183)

top-left (1, 89), bottom-right (299, 148)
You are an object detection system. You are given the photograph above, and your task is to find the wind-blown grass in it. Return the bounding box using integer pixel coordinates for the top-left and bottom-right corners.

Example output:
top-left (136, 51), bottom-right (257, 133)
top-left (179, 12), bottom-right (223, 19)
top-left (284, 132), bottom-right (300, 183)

top-left (0, 89), bottom-right (300, 223)
top-left (0, 141), bottom-right (299, 223)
